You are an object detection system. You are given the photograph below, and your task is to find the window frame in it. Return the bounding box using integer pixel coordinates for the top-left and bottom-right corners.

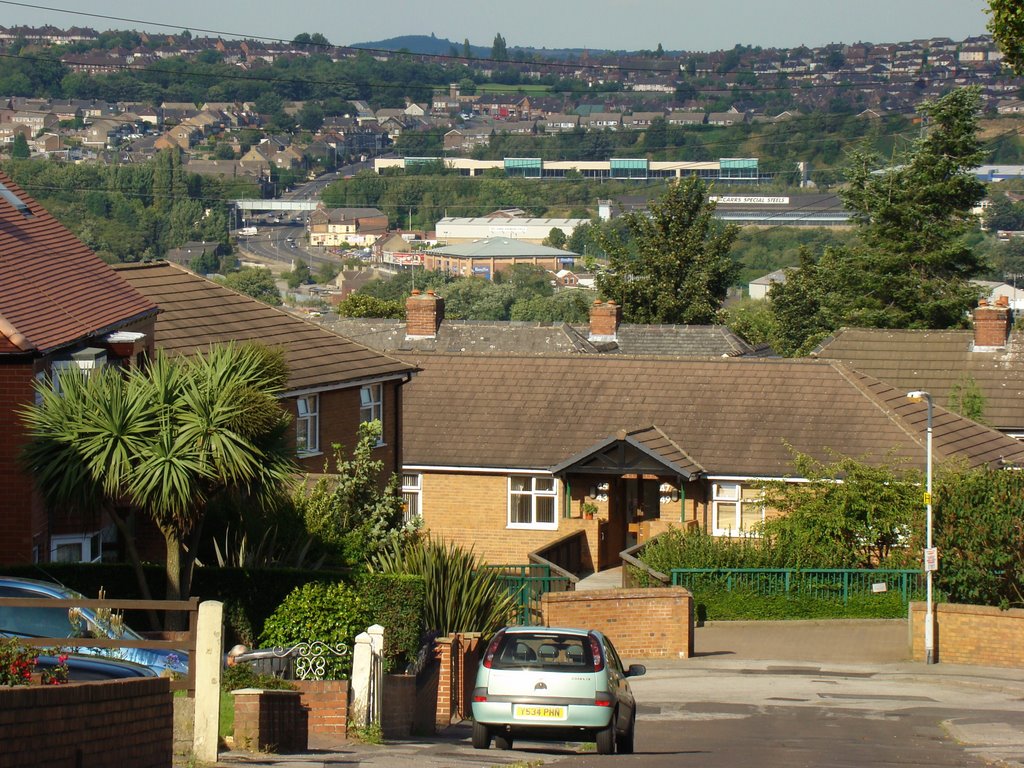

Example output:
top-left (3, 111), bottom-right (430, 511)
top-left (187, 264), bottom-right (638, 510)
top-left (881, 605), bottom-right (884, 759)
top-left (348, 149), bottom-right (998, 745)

top-left (711, 481), bottom-right (765, 536)
top-left (295, 393), bottom-right (320, 456)
top-left (401, 472), bottom-right (421, 525)
top-left (359, 383), bottom-right (385, 444)
top-left (507, 475), bottom-right (559, 531)
top-left (50, 531), bottom-right (102, 563)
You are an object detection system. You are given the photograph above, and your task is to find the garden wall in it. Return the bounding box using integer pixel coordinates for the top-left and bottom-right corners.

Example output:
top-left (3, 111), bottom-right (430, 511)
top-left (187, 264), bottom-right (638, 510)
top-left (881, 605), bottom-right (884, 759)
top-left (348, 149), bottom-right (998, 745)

top-left (542, 587), bottom-right (694, 658)
top-left (0, 678), bottom-right (172, 768)
top-left (910, 602), bottom-right (1024, 668)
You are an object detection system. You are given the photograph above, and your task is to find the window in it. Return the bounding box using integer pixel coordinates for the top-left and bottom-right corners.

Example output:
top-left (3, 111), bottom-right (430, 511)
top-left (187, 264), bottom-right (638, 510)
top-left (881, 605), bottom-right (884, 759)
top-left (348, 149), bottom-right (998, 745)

top-left (401, 473), bottom-right (421, 525)
top-left (360, 383), bottom-right (383, 424)
top-left (50, 532), bottom-right (102, 563)
top-left (508, 475), bottom-right (558, 529)
top-left (295, 394), bottom-right (319, 455)
top-left (49, 348), bottom-right (107, 397)
top-left (712, 482), bottom-right (764, 536)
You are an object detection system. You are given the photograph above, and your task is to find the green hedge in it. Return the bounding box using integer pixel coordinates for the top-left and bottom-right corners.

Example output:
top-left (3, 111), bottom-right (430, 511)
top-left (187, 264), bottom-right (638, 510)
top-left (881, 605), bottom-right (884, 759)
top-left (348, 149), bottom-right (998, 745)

top-left (355, 573), bottom-right (426, 673)
top-left (689, 584), bottom-right (919, 622)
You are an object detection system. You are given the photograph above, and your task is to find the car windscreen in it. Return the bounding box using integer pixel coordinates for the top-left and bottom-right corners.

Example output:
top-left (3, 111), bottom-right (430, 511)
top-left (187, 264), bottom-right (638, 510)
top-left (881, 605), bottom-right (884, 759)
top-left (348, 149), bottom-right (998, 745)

top-left (490, 632), bottom-right (594, 671)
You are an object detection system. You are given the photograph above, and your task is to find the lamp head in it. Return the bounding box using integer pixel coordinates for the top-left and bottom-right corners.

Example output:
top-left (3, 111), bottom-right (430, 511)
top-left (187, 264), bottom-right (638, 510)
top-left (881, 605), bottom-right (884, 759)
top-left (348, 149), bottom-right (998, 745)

top-left (906, 390), bottom-right (929, 402)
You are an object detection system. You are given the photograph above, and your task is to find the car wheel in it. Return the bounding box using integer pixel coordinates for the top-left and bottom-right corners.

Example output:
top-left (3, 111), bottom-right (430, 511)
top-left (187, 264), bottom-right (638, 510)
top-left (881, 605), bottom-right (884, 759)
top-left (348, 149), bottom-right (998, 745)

top-left (616, 710), bottom-right (635, 754)
top-left (596, 710), bottom-right (617, 755)
top-left (494, 733), bottom-right (514, 750)
top-left (471, 721), bottom-right (491, 750)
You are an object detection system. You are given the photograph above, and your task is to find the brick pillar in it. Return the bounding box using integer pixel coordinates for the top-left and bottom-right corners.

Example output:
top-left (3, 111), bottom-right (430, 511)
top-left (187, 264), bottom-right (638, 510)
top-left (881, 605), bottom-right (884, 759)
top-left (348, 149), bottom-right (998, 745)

top-left (434, 637), bottom-right (454, 729)
top-left (406, 290), bottom-right (445, 338)
top-left (589, 300), bottom-right (621, 341)
top-left (973, 298), bottom-right (1012, 349)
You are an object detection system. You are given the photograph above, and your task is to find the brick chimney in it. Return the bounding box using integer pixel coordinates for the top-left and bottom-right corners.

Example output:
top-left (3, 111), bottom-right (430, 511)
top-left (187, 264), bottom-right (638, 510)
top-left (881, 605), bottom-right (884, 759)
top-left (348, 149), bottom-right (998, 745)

top-left (589, 299), bottom-right (621, 341)
top-left (972, 297), bottom-right (1012, 350)
top-left (405, 289), bottom-right (445, 338)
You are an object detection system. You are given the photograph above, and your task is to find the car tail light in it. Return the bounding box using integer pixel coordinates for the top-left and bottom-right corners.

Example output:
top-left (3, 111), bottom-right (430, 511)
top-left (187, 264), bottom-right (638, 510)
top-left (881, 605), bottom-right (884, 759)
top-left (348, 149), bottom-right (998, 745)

top-left (482, 630), bottom-right (505, 669)
top-left (472, 687), bottom-right (488, 702)
top-left (594, 692), bottom-right (613, 707)
top-left (588, 634), bottom-right (605, 672)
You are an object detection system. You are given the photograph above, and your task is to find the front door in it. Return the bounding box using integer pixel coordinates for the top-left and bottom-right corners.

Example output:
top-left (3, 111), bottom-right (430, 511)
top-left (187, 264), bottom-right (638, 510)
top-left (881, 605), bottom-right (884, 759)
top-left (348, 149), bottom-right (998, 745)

top-left (625, 477), bottom-right (660, 549)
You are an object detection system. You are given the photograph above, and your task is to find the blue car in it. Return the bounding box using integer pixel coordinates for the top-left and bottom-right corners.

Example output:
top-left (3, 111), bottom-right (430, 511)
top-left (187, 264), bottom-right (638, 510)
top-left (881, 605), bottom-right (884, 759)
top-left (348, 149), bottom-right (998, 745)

top-left (0, 576), bottom-right (188, 677)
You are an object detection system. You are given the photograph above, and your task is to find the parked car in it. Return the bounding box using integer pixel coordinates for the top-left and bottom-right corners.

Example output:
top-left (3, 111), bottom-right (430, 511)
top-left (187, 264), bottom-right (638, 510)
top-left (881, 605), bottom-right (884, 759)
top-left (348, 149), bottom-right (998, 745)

top-left (0, 576), bottom-right (188, 677)
top-left (35, 652), bottom-right (157, 682)
top-left (470, 626), bottom-right (645, 754)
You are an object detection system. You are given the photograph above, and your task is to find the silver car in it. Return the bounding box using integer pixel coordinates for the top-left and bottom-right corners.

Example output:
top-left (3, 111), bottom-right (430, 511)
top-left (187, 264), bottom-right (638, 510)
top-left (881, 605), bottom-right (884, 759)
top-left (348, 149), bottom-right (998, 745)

top-left (471, 626), bottom-right (645, 754)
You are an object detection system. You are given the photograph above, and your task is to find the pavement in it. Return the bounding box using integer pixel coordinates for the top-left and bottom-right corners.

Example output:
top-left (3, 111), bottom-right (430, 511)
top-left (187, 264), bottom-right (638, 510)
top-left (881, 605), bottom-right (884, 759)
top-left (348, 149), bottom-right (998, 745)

top-left (205, 619), bottom-right (1024, 768)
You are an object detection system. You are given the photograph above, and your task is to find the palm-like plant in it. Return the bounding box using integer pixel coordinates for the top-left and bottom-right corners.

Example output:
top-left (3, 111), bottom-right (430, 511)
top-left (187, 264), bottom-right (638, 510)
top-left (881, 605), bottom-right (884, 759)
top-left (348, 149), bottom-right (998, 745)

top-left (21, 343), bottom-right (297, 611)
top-left (369, 538), bottom-right (517, 636)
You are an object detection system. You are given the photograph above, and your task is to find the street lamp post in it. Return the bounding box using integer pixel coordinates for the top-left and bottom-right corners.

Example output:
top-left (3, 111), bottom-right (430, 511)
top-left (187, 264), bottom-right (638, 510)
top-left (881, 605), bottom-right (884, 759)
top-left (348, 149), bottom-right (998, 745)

top-left (907, 390), bottom-right (935, 664)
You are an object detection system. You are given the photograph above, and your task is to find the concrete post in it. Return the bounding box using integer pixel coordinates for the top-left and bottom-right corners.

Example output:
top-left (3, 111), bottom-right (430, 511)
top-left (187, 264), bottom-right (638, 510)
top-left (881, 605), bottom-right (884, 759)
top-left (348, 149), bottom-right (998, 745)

top-left (350, 631), bottom-right (372, 726)
top-left (193, 600), bottom-right (224, 763)
top-left (367, 624), bottom-right (384, 724)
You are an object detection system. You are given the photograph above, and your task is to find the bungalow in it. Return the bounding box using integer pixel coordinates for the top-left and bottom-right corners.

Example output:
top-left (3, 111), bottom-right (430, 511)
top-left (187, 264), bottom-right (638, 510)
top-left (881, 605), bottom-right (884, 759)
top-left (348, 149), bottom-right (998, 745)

top-left (421, 237), bottom-right (577, 279)
top-left (398, 351), bottom-right (1024, 571)
top-left (0, 171), bottom-right (159, 566)
top-left (813, 299), bottom-right (1024, 439)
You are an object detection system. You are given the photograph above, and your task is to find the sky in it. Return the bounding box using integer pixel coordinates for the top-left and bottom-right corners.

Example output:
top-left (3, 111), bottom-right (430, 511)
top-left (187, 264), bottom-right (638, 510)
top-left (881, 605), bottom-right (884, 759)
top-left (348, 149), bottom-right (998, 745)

top-left (0, 0), bottom-right (994, 52)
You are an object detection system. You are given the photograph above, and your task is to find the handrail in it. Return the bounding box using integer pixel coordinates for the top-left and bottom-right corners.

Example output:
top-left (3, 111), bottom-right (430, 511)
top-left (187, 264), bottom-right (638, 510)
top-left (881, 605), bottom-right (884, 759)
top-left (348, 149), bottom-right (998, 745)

top-left (529, 530), bottom-right (586, 585)
top-left (619, 537), bottom-right (670, 587)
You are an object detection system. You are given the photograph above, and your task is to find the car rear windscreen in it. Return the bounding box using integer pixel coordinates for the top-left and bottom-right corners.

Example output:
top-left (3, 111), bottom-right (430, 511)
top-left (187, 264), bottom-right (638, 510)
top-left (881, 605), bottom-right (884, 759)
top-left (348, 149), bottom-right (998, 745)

top-left (491, 632), bottom-right (594, 670)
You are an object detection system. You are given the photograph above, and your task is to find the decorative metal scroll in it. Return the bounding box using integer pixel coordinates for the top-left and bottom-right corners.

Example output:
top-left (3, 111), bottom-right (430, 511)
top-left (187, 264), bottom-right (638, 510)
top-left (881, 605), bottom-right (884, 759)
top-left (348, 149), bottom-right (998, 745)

top-left (271, 641), bottom-right (349, 680)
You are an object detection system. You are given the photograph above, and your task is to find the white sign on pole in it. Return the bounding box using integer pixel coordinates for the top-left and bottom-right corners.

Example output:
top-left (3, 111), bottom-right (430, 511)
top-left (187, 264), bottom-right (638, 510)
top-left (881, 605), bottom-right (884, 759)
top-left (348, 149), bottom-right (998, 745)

top-left (924, 547), bottom-right (938, 572)
top-left (871, 582), bottom-right (888, 593)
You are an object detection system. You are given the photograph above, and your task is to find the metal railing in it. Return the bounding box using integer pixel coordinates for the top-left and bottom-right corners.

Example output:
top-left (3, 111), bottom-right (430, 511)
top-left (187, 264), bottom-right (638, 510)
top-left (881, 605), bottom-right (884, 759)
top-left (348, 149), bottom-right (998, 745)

top-left (486, 564), bottom-right (574, 625)
top-left (669, 568), bottom-right (926, 605)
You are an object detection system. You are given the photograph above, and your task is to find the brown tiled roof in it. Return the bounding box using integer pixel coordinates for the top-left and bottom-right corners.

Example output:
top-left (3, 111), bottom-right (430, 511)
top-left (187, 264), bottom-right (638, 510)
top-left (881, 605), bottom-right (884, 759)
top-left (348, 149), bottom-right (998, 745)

top-left (813, 328), bottom-right (1024, 432)
top-left (0, 171), bottom-right (157, 356)
top-left (400, 354), bottom-right (1024, 475)
top-left (112, 262), bottom-right (416, 392)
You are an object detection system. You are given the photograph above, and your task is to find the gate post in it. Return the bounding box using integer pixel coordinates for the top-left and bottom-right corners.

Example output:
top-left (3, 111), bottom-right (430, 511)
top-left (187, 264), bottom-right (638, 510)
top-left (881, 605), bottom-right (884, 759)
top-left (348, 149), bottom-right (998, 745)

top-left (193, 600), bottom-right (224, 763)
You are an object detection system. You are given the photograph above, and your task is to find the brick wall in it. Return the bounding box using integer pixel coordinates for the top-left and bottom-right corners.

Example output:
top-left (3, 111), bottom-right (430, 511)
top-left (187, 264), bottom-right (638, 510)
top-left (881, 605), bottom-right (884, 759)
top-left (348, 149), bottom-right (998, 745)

top-left (910, 602), bottom-right (1024, 667)
top-left (0, 359), bottom-right (38, 565)
top-left (0, 677), bottom-right (172, 768)
top-left (421, 471), bottom-right (600, 565)
top-left (293, 679), bottom-right (348, 736)
top-left (542, 587), bottom-right (694, 659)
top-left (434, 633), bottom-right (482, 729)
top-left (232, 689), bottom-right (307, 753)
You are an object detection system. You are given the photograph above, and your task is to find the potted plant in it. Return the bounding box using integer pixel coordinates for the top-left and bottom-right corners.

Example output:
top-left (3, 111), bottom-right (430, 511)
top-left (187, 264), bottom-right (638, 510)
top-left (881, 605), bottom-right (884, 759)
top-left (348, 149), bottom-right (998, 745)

top-left (581, 502), bottom-right (598, 520)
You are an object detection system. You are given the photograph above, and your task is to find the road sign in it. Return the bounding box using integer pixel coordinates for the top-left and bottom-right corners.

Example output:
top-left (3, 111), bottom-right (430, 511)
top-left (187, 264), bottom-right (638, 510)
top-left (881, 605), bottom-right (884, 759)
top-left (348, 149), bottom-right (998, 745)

top-left (924, 547), bottom-right (938, 572)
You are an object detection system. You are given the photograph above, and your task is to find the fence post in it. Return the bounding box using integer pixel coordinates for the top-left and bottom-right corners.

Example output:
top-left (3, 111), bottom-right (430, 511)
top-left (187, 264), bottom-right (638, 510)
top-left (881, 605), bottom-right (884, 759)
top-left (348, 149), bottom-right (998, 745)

top-left (193, 600), bottom-right (223, 764)
top-left (350, 624), bottom-right (384, 728)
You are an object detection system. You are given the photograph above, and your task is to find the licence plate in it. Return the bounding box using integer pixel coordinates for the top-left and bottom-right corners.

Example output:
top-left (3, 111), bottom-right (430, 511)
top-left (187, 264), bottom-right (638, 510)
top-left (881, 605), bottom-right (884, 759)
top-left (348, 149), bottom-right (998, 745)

top-left (514, 704), bottom-right (567, 720)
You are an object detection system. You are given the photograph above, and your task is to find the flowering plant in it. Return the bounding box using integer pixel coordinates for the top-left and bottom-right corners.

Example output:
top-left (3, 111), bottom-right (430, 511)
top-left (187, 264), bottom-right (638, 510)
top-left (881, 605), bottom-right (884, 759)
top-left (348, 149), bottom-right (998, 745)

top-left (0, 637), bottom-right (69, 686)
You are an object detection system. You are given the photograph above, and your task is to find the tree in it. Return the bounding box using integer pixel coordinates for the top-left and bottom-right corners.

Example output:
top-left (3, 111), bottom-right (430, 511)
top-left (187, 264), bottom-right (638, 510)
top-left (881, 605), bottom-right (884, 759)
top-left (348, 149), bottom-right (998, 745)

top-left (543, 227), bottom-right (567, 249)
top-left (335, 293), bottom-right (405, 319)
top-left (756, 450), bottom-right (921, 568)
top-left (947, 373), bottom-right (987, 423)
top-left (297, 102), bottom-right (324, 133)
top-left (988, 0), bottom-right (1024, 75)
top-left (284, 261), bottom-right (313, 289)
top-left (594, 176), bottom-right (738, 324)
top-left (21, 345), bottom-right (296, 613)
top-left (10, 133), bottom-right (29, 159)
top-left (292, 420), bottom-right (413, 567)
top-left (768, 88), bottom-right (988, 352)
top-left (223, 267), bottom-right (282, 306)
top-left (491, 33), bottom-right (508, 61)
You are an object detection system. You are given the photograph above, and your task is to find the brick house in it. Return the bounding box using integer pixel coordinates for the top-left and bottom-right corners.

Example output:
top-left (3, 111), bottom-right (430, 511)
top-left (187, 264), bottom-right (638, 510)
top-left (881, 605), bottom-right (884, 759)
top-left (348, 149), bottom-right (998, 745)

top-left (396, 316), bottom-right (1024, 571)
top-left (0, 171), bottom-right (158, 566)
top-left (112, 261), bottom-right (417, 478)
top-left (308, 204), bottom-right (389, 248)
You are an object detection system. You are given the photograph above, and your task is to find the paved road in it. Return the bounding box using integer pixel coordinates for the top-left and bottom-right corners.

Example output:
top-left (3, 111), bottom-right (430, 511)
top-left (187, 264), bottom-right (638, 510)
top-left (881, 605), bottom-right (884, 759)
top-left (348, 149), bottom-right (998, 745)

top-left (209, 622), bottom-right (1024, 768)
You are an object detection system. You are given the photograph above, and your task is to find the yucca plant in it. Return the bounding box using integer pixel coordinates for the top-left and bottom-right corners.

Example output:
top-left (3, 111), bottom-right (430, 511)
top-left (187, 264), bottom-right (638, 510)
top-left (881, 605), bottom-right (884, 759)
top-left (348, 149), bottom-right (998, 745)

top-left (369, 538), bottom-right (516, 636)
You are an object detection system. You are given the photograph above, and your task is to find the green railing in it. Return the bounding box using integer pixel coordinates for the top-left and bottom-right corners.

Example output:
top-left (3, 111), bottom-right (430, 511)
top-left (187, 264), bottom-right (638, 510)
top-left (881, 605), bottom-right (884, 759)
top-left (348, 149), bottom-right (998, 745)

top-left (670, 568), bottom-right (926, 605)
top-left (486, 564), bottom-right (574, 625)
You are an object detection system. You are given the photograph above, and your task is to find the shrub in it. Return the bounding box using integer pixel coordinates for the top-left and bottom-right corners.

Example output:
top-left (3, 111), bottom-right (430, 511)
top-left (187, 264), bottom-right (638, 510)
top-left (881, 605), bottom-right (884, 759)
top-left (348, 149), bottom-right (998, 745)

top-left (355, 573), bottom-right (426, 673)
top-left (258, 581), bottom-right (367, 680)
top-left (221, 661), bottom-right (296, 692)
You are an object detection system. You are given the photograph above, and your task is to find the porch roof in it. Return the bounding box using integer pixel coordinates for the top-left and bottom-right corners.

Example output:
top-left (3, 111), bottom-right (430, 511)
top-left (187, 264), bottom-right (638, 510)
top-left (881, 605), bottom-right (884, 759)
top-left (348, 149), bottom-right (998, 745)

top-left (549, 426), bottom-right (704, 479)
